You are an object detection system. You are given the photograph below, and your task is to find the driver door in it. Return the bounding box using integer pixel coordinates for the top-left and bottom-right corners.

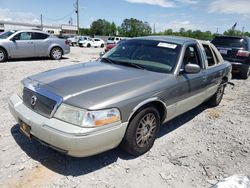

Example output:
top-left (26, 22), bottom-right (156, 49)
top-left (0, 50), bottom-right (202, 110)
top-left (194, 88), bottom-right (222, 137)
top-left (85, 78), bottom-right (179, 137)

top-left (174, 45), bottom-right (208, 116)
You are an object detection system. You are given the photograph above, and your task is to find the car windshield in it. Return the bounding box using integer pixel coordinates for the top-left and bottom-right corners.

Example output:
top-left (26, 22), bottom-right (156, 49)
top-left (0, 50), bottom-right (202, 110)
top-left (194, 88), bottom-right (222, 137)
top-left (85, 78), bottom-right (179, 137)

top-left (102, 39), bottom-right (181, 73)
top-left (211, 37), bottom-right (247, 49)
top-left (0, 30), bottom-right (16, 39)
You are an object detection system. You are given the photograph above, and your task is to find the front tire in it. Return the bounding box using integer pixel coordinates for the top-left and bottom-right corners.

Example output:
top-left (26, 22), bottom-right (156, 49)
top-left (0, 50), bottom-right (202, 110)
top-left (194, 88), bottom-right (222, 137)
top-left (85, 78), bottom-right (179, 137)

top-left (207, 83), bottom-right (226, 107)
top-left (101, 44), bottom-right (104, 48)
top-left (121, 106), bottom-right (160, 156)
top-left (50, 47), bottom-right (62, 60)
top-left (87, 43), bottom-right (91, 48)
top-left (0, 48), bottom-right (7, 63)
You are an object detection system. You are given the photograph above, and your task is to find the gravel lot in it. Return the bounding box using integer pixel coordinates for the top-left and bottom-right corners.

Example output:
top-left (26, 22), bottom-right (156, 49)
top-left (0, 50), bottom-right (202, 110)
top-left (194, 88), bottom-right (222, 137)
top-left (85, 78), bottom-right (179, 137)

top-left (0, 47), bottom-right (249, 188)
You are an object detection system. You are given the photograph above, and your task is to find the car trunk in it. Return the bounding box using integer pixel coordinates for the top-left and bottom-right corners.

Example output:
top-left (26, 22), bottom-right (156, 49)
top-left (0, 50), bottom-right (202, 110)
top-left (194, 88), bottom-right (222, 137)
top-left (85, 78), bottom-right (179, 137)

top-left (212, 37), bottom-right (250, 64)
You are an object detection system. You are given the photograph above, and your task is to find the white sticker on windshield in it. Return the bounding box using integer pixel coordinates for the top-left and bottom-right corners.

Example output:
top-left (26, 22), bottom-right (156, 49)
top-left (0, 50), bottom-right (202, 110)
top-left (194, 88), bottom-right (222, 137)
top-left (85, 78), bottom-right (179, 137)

top-left (157, 42), bottom-right (177, 49)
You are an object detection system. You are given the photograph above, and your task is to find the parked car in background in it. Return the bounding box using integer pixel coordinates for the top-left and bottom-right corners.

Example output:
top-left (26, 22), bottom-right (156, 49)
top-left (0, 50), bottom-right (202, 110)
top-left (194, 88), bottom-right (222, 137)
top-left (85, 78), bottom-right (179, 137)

top-left (104, 39), bottom-right (127, 52)
top-left (211, 35), bottom-right (250, 79)
top-left (9, 36), bottom-right (231, 157)
top-left (107, 36), bottom-right (123, 45)
top-left (0, 30), bottom-right (70, 62)
top-left (78, 36), bottom-right (93, 47)
top-left (104, 43), bottom-right (116, 52)
top-left (67, 36), bottom-right (80, 46)
top-left (92, 38), bottom-right (105, 48)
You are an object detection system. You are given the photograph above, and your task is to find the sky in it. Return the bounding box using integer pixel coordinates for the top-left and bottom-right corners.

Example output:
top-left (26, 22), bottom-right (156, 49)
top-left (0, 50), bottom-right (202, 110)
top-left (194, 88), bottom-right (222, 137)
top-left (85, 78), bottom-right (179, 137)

top-left (0, 0), bottom-right (250, 33)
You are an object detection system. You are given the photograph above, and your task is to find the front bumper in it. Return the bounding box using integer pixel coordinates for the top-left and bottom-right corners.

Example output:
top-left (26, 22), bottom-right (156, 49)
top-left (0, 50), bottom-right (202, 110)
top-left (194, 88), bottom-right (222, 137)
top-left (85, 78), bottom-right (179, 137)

top-left (8, 93), bottom-right (128, 157)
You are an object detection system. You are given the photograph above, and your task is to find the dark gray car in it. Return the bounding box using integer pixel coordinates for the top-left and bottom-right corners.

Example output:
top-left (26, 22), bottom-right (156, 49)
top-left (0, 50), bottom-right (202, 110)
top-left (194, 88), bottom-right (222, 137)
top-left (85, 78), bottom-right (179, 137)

top-left (9, 36), bottom-right (231, 157)
top-left (0, 30), bottom-right (70, 62)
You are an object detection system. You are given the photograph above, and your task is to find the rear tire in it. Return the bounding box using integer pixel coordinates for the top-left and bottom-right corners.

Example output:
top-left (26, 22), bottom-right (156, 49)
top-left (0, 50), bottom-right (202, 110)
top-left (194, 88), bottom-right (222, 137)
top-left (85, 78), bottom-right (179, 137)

top-left (101, 44), bottom-right (104, 48)
top-left (207, 83), bottom-right (225, 107)
top-left (87, 43), bottom-right (91, 48)
top-left (120, 106), bottom-right (160, 156)
top-left (0, 48), bottom-right (7, 63)
top-left (50, 47), bottom-right (63, 60)
top-left (241, 68), bottom-right (249, 79)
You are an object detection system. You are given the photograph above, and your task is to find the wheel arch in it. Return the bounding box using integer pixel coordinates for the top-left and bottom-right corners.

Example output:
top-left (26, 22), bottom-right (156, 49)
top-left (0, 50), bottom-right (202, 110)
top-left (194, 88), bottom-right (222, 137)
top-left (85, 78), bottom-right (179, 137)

top-left (127, 98), bottom-right (167, 124)
top-left (48, 45), bottom-right (64, 56)
top-left (0, 46), bottom-right (9, 57)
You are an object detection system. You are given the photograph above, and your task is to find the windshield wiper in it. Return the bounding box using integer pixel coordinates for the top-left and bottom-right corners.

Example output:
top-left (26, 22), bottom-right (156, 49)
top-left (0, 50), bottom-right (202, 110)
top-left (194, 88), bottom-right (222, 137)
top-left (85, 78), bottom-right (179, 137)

top-left (101, 57), bottom-right (116, 64)
top-left (102, 58), bottom-right (145, 70)
top-left (122, 62), bottom-right (145, 70)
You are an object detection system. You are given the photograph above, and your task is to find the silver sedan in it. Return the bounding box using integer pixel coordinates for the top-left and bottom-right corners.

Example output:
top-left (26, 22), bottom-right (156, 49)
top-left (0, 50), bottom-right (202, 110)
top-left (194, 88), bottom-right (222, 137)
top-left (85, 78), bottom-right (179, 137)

top-left (0, 30), bottom-right (70, 62)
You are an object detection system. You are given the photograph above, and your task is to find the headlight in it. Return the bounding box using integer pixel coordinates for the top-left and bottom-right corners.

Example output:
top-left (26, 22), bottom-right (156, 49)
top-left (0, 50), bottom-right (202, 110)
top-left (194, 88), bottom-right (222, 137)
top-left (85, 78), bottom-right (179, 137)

top-left (17, 82), bottom-right (24, 99)
top-left (54, 103), bottom-right (121, 127)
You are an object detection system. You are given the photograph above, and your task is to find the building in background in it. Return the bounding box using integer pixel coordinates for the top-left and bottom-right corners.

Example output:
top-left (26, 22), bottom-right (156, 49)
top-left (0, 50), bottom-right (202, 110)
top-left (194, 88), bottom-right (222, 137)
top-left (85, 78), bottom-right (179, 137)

top-left (0, 20), bottom-right (77, 36)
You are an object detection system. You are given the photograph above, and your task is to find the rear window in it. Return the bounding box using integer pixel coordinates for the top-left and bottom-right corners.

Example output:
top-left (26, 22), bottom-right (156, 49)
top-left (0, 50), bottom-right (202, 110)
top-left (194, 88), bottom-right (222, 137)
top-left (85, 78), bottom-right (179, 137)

top-left (211, 37), bottom-right (247, 49)
top-left (108, 37), bottom-right (115, 41)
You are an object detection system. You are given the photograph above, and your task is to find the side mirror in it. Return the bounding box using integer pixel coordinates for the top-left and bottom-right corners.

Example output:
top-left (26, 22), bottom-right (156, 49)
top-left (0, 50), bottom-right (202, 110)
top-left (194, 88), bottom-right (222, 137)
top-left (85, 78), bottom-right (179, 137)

top-left (99, 51), bottom-right (105, 57)
top-left (11, 35), bottom-right (18, 41)
top-left (184, 63), bottom-right (201, 74)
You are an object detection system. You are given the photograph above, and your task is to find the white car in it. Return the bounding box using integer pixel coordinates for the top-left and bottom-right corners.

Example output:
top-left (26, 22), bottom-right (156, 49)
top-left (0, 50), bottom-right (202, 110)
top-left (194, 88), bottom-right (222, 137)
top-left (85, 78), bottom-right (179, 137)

top-left (107, 37), bottom-right (123, 45)
top-left (67, 36), bottom-right (80, 46)
top-left (78, 36), bottom-right (93, 47)
top-left (92, 38), bottom-right (105, 48)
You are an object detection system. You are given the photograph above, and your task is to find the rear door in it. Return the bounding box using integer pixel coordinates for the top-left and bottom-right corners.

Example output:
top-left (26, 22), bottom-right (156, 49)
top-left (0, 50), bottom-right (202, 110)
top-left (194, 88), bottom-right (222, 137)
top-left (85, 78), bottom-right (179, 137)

top-left (9, 32), bottom-right (36, 58)
top-left (32, 32), bottom-right (50, 57)
top-left (201, 43), bottom-right (223, 98)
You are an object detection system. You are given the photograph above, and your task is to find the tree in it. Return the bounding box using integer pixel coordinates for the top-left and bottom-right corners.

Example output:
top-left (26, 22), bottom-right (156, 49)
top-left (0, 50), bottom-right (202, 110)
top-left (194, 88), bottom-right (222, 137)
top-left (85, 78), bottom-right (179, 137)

top-left (223, 29), bottom-right (242, 36)
top-left (90, 19), bottom-right (117, 36)
top-left (120, 18), bottom-right (152, 37)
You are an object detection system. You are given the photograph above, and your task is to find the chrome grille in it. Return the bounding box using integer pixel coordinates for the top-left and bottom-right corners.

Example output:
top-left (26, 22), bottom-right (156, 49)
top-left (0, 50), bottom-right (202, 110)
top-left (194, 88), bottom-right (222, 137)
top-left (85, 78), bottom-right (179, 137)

top-left (23, 88), bottom-right (57, 118)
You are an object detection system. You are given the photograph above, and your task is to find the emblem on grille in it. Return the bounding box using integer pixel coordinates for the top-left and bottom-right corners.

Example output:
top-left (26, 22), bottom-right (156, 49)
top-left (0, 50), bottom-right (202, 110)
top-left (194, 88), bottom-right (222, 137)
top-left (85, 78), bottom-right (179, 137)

top-left (30, 95), bottom-right (37, 106)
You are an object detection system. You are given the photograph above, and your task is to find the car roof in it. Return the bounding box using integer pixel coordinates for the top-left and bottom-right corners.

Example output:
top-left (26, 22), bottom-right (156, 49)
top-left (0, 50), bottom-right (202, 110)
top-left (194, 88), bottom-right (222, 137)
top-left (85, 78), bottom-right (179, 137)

top-left (14, 30), bottom-right (50, 35)
top-left (213, 35), bottom-right (249, 40)
top-left (133, 36), bottom-right (197, 45)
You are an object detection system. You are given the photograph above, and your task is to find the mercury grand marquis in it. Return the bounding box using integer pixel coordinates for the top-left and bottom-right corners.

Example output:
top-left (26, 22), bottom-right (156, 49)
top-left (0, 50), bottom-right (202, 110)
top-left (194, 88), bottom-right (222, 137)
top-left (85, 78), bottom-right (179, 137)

top-left (9, 36), bottom-right (232, 157)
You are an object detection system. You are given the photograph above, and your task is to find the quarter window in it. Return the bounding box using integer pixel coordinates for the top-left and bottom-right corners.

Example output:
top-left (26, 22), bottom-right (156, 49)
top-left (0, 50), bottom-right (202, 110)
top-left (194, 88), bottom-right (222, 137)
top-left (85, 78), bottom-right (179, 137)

top-left (203, 45), bottom-right (216, 67)
top-left (32, 32), bottom-right (49, 40)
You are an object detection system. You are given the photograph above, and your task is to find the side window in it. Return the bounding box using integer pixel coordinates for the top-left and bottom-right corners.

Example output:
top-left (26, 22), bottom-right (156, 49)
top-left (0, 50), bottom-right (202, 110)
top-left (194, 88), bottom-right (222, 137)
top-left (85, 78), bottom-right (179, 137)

top-left (182, 45), bottom-right (201, 69)
top-left (203, 44), bottom-right (216, 67)
top-left (32, 32), bottom-right (49, 40)
top-left (19, 32), bottom-right (32, 40)
top-left (210, 47), bottom-right (220, 64)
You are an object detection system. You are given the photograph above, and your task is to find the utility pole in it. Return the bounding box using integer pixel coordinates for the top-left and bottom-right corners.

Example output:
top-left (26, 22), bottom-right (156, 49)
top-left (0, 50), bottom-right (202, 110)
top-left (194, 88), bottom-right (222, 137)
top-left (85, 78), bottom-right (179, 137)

top-left (242, 26), bottom-right (245, 35)
top-left (216, 27), bottom-right (219, 34)
top-left (76, 0), bottom-right (79, 34)
top-left (40, 14), bottom-right (43, 31)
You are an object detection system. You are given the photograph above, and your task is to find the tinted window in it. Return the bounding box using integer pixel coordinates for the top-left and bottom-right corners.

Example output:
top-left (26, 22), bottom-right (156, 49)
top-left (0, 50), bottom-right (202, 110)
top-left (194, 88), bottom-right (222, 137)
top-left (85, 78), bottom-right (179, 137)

top-left (32, 32), bottom-right (49, 40)
top-left (211, 37), bottom-right (247, 49)
top-left (103, 39), bottom-right (181, 73)
top-left (108, 37), bottom-right (115, 40)
top-left (94, 39), bottom-right (100, 41)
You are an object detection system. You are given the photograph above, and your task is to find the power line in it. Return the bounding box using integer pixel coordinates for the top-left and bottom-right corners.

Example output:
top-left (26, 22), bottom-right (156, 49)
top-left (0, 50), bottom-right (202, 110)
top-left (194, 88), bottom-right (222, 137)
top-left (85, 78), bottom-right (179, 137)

top-left (43, 10), bottom-right (75, 21)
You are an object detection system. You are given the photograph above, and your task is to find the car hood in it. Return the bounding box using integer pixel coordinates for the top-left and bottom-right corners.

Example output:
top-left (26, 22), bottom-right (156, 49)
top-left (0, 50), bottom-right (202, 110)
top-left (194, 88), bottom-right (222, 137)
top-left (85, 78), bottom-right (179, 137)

top-left (27, 61), bottom-right (171, 109)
